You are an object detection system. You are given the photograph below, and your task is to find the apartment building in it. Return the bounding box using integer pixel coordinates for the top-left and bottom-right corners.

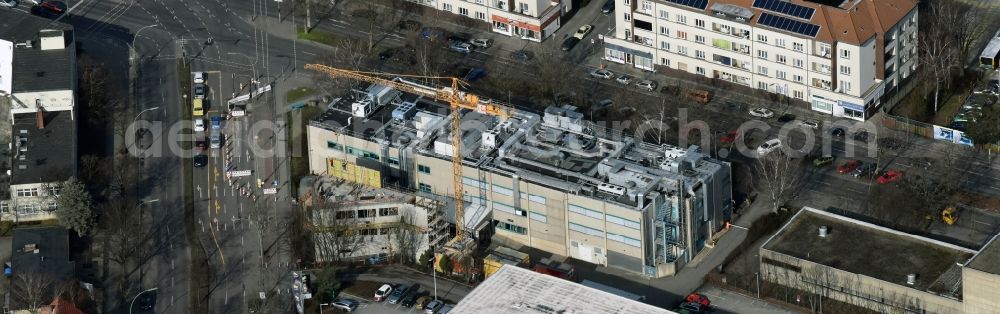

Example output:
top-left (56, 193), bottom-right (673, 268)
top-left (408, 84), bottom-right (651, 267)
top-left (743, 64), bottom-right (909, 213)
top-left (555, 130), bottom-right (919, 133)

top-left (409, 0), bottom-right (566, 42)
top-left (0, 12), bottom-right (77, 222)
top-left (604, 0), bottom-right (918, 120)
top-left (761, 207), bottom-right (1000, 313)
top-left (307, 81), bottom-right (733, 278)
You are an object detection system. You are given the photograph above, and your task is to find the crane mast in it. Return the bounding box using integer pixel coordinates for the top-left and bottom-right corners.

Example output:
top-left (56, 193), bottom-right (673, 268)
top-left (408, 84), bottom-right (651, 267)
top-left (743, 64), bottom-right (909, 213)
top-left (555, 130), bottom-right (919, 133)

top-left (305, 64), bottom-right (511, 241)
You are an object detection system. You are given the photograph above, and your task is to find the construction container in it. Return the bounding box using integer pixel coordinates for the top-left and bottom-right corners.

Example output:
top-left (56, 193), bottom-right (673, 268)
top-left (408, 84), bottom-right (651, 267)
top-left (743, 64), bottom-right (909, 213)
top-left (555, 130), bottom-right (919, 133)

top-left (483, 246), bottom-right (529, 278)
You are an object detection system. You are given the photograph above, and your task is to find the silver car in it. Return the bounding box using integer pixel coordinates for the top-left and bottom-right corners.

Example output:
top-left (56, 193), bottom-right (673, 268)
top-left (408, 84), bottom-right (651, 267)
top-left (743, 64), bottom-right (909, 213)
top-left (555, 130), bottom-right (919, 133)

top-left (331, 298), bottom-right (359, 312)
top-left (589, 69), bottom-right (613, 79)
top-left (635, 79), bottom-right (657, 91)
top-left (210, 131), bottom-right (222, 148)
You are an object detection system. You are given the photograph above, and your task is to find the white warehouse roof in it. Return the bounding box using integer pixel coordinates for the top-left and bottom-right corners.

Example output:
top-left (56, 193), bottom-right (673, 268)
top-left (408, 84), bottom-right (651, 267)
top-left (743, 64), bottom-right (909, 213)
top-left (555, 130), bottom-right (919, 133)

top-left (451, 265), bottom-right (676, 314)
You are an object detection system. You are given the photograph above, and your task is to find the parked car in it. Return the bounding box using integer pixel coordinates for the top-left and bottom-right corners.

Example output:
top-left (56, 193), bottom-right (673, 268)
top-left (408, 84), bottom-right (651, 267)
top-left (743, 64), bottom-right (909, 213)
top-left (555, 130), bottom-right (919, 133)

top-left (195, 139), bottom-right (207, 151)
top-left (876, 169), bottom-right (903, 184)
top-left (31, 0), bottom-right (65, 17)
top-left (616, 75), bottom-right (633, 85)
top-left (0, 0), bottom-right (17, 8)
top-left (415, 296), bottom-right (433, 309)
top-left (470, 38), bottom-right (493, 49)
top-left (193, 71), bottom-right (205, 84)
top-left (424, 300), bottom-right (445, 314)
top-left (560, 37), bottom-right (580, 51)
top-left (438, 304), bottom-right (455, 314)
top-left (448, 41), bottom-right (474, 53)
top-left (420, 27), bottom-right (447, 41)
top-left (194, 83), bottom-right (206, 99)
top-left (756, 138), bottom-right (782, 156)
top-left (830, 127), bottom-right (846, 137)
top-left (574, 25), bottom-right (593, 39)
top-left (331, 298), bottom-right (359, 312)
top-left (387, 284), bottom-right (411, 304)
top-left (777, 114), bottom-right (796, 123)
top-left (194, 119), bottom-right (205, 132)
top-left (837, 160), bottom-right (862, 174)
top-left (463, 68), bottom-right (487, 82)
top-left (401, 291), bottom-right (426, 308)
top-left (601, 0), bottom-right (615, 14)
top-left (447, 34), bottom-right (470, 44)
top-left (635, 79), bottom-right (657, 91)
top-left (193, 154), bottom-right (208, 168)
top-left (813, 155), bottom-right (835, 167)
top-left (800, 119), bottom-right (820, 129)
top-left (853, 162), bottom-right (878, 178)
top-left (589, 69), bottom-right (613, 79)
top-left (374, 284), bottom-right (393, 302)
top-left (139, 294), bottom-right (155, 310)
top-left (852, 130), bottom-right (870, 143)
top-left (211, 116), bottom-right (223, 130)
top-left (749, 107), bottom-right (774, 118)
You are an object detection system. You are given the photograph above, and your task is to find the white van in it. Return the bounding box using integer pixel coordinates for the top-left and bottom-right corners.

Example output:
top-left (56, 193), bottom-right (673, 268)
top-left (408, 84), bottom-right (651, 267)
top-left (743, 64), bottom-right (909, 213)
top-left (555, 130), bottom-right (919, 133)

top-left (757, 138), bottom-right (782, 156)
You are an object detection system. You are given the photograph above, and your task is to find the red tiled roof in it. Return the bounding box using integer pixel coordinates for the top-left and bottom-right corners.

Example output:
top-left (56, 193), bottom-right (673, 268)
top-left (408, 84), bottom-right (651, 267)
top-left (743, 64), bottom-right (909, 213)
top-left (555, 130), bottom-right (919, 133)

top-left (39, 298), bottom-right (85, 314)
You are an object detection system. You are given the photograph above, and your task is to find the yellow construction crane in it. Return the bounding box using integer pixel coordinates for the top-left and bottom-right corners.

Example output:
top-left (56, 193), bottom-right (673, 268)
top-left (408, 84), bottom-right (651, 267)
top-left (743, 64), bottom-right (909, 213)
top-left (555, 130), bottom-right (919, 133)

top-left (305, 64), bottom-right (512, 240)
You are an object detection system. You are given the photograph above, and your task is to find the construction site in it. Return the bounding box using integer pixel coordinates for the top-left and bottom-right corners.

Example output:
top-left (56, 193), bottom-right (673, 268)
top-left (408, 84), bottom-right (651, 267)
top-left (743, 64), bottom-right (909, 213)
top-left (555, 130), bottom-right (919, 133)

top-left (303, 66), bottom-right (734, 278)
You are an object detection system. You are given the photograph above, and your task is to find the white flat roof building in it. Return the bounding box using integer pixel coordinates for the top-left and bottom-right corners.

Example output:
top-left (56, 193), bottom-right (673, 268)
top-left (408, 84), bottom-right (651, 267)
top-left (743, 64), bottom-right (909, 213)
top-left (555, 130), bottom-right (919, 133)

top-left (452, 264), bottom-right (676, 314)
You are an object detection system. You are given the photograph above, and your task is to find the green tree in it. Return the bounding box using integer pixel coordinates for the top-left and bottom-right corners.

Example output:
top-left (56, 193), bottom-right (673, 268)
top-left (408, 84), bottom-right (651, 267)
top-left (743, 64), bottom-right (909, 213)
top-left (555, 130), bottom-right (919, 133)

top-left (56, 177), bottom-right (95, 235)
top-left (419, 248), bottom-right (434, 269)
top-left (965, 104), bottom-right (1000, 149)
top-left (438, 254), bottom-right (452, 275)
top-left (313, 266), bottom-right (341, 303)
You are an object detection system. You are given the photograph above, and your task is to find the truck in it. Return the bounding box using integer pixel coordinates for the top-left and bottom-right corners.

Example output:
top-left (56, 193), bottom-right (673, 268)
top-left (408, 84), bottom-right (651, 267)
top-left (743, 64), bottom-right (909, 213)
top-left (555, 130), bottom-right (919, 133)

top-left (483, 246), bottom-right (529, 278)
top-left (532, 257), bottom-right (577, 281)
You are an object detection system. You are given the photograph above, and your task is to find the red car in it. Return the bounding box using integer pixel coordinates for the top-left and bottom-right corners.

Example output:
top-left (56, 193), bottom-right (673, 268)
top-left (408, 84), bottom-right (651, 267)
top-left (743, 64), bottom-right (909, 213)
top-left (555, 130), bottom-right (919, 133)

top-left (837, 160), bottom-right (862, 174)
top-left (877, 170), bottom-right (903, 184)
top-left (195, 139), bottom-right (208, 151)
top-left (719, 130), bottom-right (740, 143)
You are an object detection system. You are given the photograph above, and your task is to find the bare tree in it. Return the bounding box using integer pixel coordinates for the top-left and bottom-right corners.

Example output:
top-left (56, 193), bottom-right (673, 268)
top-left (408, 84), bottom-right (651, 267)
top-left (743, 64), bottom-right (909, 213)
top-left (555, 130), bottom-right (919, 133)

top-left (919, 0), bottom-right (962, 112)
top-left (311, 201), bottom-right (367, 263)
top-left (751, 151), bottom-right (804, 212)
top-left (311, 38), bottom-right (376, 96)
top-left (530, 52), bottom-right (576, 101)
top-left (10, 270), bottom-right (58, 313)
top-left (388, 209), bottom-right (422, 264)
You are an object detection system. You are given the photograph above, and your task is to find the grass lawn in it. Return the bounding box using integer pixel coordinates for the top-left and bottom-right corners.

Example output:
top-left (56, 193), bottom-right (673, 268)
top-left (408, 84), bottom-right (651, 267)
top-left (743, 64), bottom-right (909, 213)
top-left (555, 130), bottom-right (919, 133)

top-left (932, 93), bottom-right (965, 126)
top-left (341, 280), bottom-right (382, 300)
top-left (298, 27), bottom-right (337, 46)
top-left (286, 87), bottom-right (317, 103)
top-left (288, 105), bottom-right (324, 194)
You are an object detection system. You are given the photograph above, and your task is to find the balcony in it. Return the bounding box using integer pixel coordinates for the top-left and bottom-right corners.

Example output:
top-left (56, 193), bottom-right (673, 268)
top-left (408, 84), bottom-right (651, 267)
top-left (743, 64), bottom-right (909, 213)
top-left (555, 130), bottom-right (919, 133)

top-left (711, 24), bottom-right (750, 39)
top-left (632, 35), bottom-right (654, 47)
top-left (812, 79), bottom-right (832, 90)
top-left (811, 63), bottom-right (831, 75)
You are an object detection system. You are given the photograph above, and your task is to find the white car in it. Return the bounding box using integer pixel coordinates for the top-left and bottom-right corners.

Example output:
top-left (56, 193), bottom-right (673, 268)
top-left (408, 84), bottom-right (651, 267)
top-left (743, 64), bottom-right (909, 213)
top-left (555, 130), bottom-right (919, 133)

top-left (574, 25), bottom-right (593, 39)
top-left (749, 107), bottom-right (774, 118)
top-left (193, 71), bottom-right (205, 84)
top-left (589, 69), bottom-right (613, 79)
top-left (0, 0), bottom-right (18, 8)
top-left (469, 38), bottom-right (493, 48)
top-left (374, 284), bottom-right (393, 302)
top-left (635, 79), bottom-right (657, 91)
top-left (757, 138), bottom-right (782, 156)
top-left (800, 119), bottom-right (820, 129)
top-left (616, 75), bottom-right (633, 85)
top-left (194, 119), bottom-right (205, 132)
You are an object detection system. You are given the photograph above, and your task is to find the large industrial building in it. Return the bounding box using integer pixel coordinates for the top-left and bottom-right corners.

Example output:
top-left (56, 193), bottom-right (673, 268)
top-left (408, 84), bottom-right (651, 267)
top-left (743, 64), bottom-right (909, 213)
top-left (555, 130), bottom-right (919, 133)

top-left (760, 207), bottom-right (1000, 314)
top-left (307, 81), bottom-right (733, 278)
top-left (603, 0), bottom-right (918, 120)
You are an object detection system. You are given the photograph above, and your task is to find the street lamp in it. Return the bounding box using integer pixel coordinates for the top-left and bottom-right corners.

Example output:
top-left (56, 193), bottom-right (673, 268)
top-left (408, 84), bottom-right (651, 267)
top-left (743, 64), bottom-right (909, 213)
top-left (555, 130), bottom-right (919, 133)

top-left (128, 106), bottom-right (162, 154)
top-left (132, 106), bottom-right (162, 126)
top-left (130, 24), bottom-right (160, 63)
top-left (128, 287), bottom-right (158, 314)
top-left (319, 303), bottom-right (329, 313)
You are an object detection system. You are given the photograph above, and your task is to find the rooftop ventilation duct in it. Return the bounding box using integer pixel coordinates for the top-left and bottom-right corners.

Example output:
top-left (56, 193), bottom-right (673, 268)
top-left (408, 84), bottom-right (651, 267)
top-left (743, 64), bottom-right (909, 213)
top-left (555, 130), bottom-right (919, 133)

top-left (818, 226), bottom-right (829, 237)
top-left (906, 273), bottom-right (917, 285)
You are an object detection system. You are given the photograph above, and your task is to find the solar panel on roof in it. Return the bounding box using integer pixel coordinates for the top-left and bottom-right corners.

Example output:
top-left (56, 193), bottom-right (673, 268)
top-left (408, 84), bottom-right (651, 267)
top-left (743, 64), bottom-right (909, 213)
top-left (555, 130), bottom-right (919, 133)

top-left (666, 0), bottom-right (708, 10)
top-left (752, 0), bottom-right (816, 20)
top-left (757, 12), bottom-right (820, 37)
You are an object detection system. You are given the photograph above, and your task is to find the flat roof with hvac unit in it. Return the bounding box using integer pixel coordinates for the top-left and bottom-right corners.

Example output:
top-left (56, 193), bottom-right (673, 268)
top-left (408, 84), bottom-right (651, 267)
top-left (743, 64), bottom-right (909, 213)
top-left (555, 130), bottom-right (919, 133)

top-left (452, 265), bottom-right (675, 314)
top-left (762, 208), bottom-right (975, 293)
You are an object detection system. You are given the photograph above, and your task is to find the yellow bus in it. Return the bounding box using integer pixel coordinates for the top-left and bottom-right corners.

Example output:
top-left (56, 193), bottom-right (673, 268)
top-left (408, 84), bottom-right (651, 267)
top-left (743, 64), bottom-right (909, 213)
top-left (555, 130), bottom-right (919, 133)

top-left (192, 98), bottom-right (204, 117)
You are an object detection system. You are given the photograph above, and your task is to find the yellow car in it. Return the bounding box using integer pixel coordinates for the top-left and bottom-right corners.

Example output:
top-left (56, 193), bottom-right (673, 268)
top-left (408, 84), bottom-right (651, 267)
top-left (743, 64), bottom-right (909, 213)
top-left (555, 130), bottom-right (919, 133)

top-left (415, 296), bottom-right (433, 309)
top-left (192, 98), bottom-right (204, 117)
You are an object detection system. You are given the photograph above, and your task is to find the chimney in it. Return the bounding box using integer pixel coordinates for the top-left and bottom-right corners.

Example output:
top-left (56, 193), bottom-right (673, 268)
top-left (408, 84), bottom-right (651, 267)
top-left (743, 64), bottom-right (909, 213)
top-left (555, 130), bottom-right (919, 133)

top-left (36, 111), bottom-right (44, 129)
top-left (818, 226), bottom-right (829, 237)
